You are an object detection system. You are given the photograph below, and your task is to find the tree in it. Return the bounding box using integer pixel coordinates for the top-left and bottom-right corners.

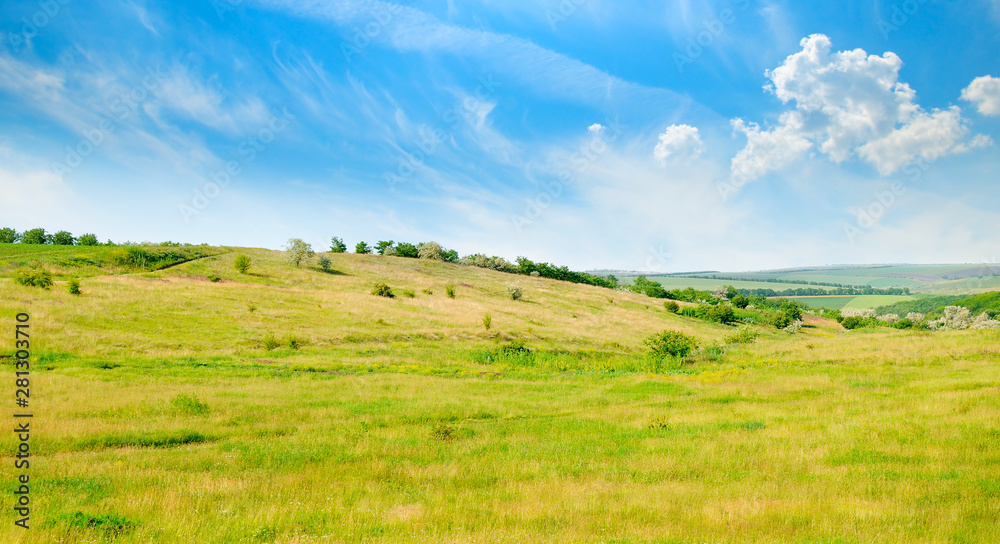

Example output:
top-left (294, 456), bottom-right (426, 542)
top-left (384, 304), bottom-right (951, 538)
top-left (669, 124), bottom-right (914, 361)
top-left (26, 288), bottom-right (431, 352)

top-left (52, 230), bottom-right (75, 245)
top-left (375, 240), bottom-right (395, 255)
top-left (284, 238), bottom-right (315, 267)
top-left (418, 241), bottom-right (444, 260)
top-left (330, 237), bottom-right (347, 253)
top-left (355, 241), bottom-right (371, 254)
top-left (234, 254), bottom-right (252, 274)
top-left (21, 228), bottom-right (49, 245)
top-left (731, 294), bottom-right (750, 309)
top-left (442, 249), bottom-right (459, 263)
top-left (0, 228), bottom-right (19, 243)
top-left (77, 233), bottom-right (99, 246)
top-left (396, 242), bottom-right (419, 258)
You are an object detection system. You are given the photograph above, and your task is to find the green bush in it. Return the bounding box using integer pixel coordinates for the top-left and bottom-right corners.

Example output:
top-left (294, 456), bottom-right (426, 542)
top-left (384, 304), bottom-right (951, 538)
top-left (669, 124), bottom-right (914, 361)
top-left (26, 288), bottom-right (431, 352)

top-left (421, 288), bottom-right (434, 295)
top-left (233, 254), bottom-right (252, 274)
top-left (644, 330), bottom-right (698, 359)
top-left (20, 228), bottom-right (49, 245)
top-left (396, 242), bottom-right (419, 258)
top-left (664, 301), bottom-right (680, 313)
top-left (206, 274), bottom-right (221, 283)
top-left (445, 284), bottom-right (456, 298)
top-left (400, 289), bottom-right (416, 298)
top-left (771, 312), bottom-right (792, 329)
top-left (15, 268), bottom-right (53, 289)
top-left (67, 278), bottom-right (81, 295)
top-left (262, 333), bottom-right (280, 351)
top-left (698, 304), bottom-right (737, 325)
top-left (506, 282), bottom-right (523, 301)
top-left (482, 313), bottom-right (492, 330)
top-left (723, 327), bottom-right (759, 345)
top-left (52, 230), bottom-right (75, 245)
top-left (0, 227), bottom-right (20, 243)
top-left (355, 241), bottom-right (372, 254)
top-left (372, 282), bottom-right (395, 298)
top-left (77, 233), bottom-right (99, 246)
top-left (287, 336), bottom-right (303, 350)
top-left (731, 294), bottom-right (750, 309)
top-left (317, 255), bottom-right (332, 272)
top-left (840, 317), bottom-right (865, 330)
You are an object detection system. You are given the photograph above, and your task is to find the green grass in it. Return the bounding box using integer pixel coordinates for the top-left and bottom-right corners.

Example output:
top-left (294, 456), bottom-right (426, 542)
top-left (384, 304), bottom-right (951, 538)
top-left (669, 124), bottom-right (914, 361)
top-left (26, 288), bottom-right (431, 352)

top-left (2, 245), bottom-right (999, 543)
top-left (842, 295), bottom-right (916, 310)
top-left (783, 296), bottom-right (857, 310)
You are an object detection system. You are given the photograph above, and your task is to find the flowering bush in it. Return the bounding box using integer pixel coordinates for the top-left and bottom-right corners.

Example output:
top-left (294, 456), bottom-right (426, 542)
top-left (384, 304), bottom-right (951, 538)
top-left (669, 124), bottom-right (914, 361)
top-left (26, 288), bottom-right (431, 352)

top-left (842, 308), bottom-right (877, 319)
top-left (928, 306), bottom-right (973, 330)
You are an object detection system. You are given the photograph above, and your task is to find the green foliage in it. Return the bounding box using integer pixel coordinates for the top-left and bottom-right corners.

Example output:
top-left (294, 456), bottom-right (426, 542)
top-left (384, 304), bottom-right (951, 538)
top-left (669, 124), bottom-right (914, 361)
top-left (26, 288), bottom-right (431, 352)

top-left (52, 230), bottom-right (75, 245)
top-left (731, 294), bottom-right (750, 309)
top-left (840, 317), bottom-right (865, 330)
top-left (445, 284), bottom-right (456, 299)
top-left (355, 241), bottom-right (371, 254)
top-left (317, 255), bottom-right (332, 272)
top-left (0, 227), bottom-right (20, 243)
top-left (287, 336), bottom-right (303, 350)
top-left (421, 288), bottom-right (434, 295)
top-left (400, 289), bottom-right (416, 298)
top-left (375, 240), bottom-right (395, 255)
top-left (703, 304), bottom-right (737, 325)
top-left (206, 274), bottom-right (221, 283)
top-left (442, 249), bottom-right (459, 263)
top-left (57, 511), bottom-right (137, 536)
top-left (77, 233), bottom-right (99, 246)
top-left (329, 237), bottom-right (347, 253)
top-left (15, 267), bottom-right (53, 288)
top-left (171, 393), bottom-right (210, 415)
top-left (284, 238), bottom-right (315, 267)
top-left (233, 254), bottom-right (252, 274)
top-left (372, 282), bottom-right (395, 298)
top-left (724, 327), bottom-right (760, 345)
top-left (21, 227), bottom-right (50, 245)
top-left (396, 242), bottom-right (419, 258)
top-left (771, 312), bottom-right (793, 329)
top-left (664, 300), bottom-right (680, 313)
top-left (506, 282), bottom-right (523, 301)
top-left (482, 313), bottom-right (492, 330)
top-left (644, 330), bottom-right (698, 359)
top-left (67, 278), bottom-right (81, 295)
top-left (108, 247), bottom-right (212, 271)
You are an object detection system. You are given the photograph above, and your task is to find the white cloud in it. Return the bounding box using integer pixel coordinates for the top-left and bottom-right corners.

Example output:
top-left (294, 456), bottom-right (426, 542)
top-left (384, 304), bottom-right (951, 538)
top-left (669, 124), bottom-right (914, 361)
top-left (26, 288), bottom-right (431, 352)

top-left (588, 123), bottom-right (605, 134)
top-left (653, 124), bottom-right (705, 164)
top-left (730, 34), bottom-right (984, 182)
top-left (961, 75), bottom-right (1000, 116)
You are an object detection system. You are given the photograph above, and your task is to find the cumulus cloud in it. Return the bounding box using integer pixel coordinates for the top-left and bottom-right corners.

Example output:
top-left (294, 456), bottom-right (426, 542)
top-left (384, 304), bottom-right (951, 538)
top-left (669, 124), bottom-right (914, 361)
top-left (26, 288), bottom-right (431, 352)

top-left (730, 34), bottom-right (985, 182)
top-left (653, 124), bottom-right (705, 163)
top-left (588, 123), bottom-right (605, 134)
top-left (961, 75), bottom-right (1000, 116)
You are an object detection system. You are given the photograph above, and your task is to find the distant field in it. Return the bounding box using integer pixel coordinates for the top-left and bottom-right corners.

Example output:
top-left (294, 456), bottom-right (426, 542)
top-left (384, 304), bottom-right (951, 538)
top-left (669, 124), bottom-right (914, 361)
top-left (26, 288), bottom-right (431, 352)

top-left (784, 296), bottom-right (857, 310)
top-left (618, 276), bottom-right (834, 292)
top-left (842, 295), bottom-right (916, 309)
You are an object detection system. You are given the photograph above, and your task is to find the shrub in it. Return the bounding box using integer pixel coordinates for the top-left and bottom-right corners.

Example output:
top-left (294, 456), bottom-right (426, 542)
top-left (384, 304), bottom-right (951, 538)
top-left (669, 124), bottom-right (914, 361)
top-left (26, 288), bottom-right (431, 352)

top-left (723, 327), bottom-right (759, 345)
top-left (287, 336), bottom-right (302, 350)
top-left (506, 282), bottom-right (523, 301)
top-left (15, 268), bottom-right (53, 289)
top-left (780, 301), bottom-right (803, 321)
top-left (262, 333), bottom-right (280, 351)
top-left (330, 237), bottom-right (347, 253)
top-left (731, 294), bottom-right (750, 309)
top-left (400, 289), bottom-right (416, 298)
top-left (783, 319), bottom-right (803, 334)
top-left (77, 233), bottom-right (99, 246)
top-left (284, 238), bottom-right (315, 267)
top-left (421, 288), bottom-right (433, 295)
top-left (372, 282), bottom-right (395, 298)
top-left (530, 271), bottom-right (540, 277)
top-left (52, 230), bottom-right (75, 245)
top-left (67, 278), bottom-right (81, 295)
top-left (482, 313), bottom-right (492, 330)
top-left (699, 304), bottom-right (736, 325)
top-left (355, 241), bottom-right (371, 254)
top-left (928, 306), bottom-right (974, 331)
top-left (396, 242), bottom-right (419, 258)
top-left (445, 284), bottom-right (456, 298)
top-left (418, 241), bottom-right (444, 260)
top-left (233, 254), bottom-right (252, 274)
top-left (842, 308), bottom-right (877, 319)
top-left (442, 249), bottom-right (459, 263)
top-left (20, 228), bottom-right (49, 245)
top-left (664, 301), bottom-right (680, 313)
top-left (840, 317), bottom-right (865, 330)
top-left (644, 331), bottom-right (698, 359)
top-left (206, 274), bottom-right (221, 283)
top-left (771, 312), bottom-right (793, 329)
top-left (971, 312), bottom-right (1000, 330)
top-left (0, 228), bottom-right (20, 243)
top-left (317, 255), bottom-right (332, 272)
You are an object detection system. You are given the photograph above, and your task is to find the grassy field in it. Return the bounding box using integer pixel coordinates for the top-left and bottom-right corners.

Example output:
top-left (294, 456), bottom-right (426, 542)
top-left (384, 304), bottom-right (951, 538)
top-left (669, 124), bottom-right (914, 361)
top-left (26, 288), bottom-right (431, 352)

top-left (2, 246), bottom-right (999, 543)
top-left (618, 276), bottom-right (834, 292)
top-left (782, 296), bottom-right (857, 310)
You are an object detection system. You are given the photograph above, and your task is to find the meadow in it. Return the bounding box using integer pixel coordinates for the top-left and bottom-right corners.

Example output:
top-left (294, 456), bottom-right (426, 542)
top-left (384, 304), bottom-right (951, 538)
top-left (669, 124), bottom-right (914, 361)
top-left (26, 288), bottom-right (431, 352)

top-left (2, 246), bottom-right (999, 543)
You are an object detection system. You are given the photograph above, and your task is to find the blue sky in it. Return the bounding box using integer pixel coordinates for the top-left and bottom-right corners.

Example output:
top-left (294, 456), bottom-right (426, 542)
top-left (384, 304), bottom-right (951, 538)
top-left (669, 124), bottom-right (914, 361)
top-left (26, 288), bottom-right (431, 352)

top-left (2, 0), bottom-right (999, 272)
